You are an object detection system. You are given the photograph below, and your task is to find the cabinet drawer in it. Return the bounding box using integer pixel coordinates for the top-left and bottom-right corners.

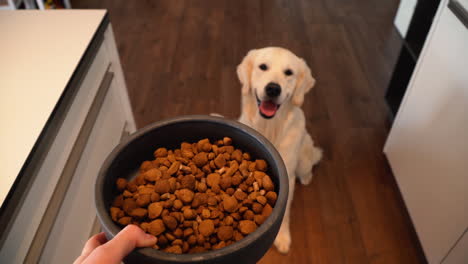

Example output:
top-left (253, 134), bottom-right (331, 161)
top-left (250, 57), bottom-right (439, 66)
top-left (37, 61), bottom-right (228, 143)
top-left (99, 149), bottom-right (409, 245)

top-left (39, 77), bottom-right (127, 264)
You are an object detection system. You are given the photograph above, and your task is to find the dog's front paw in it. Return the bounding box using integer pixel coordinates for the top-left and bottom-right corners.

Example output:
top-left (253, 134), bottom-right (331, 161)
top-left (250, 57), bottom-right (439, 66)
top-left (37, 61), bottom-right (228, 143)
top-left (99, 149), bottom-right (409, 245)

top-left (274, 230), bottom-right (291, 254)
top-left (299, 171), bottom-right (313, 185)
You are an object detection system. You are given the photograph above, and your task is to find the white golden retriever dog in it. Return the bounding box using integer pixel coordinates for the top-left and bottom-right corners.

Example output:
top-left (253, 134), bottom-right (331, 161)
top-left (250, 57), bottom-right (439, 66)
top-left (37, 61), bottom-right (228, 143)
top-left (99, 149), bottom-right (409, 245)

top-left (237, 47), bottom-right (322, 254)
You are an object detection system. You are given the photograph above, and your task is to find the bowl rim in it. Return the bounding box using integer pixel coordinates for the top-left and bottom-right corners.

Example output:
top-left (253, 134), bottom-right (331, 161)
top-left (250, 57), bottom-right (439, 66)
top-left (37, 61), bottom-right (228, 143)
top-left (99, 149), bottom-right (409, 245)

top-left (95, 115), bottom-right (288, 262)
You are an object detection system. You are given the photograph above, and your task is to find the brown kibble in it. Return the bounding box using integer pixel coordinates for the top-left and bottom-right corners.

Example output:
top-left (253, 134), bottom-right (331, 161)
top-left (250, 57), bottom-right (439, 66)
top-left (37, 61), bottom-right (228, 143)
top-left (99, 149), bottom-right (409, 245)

top-left (181, 149), bottom-right (194, 159)
top-left (154, 179), bottom-right (171, 194)
top-left (151, 192), bottom-right (161, 202)
top-left (201, 142), bottom-right (211, 152)
top-left (148, 219), bottom-right (166, 236)
top-left (110, 207), bottom-right (124, 221)
top-left (118, 216), bottom-right (132, 226)
top-left (223, 196), bottom-right (238, 213)
top-left (220, 176), bottom-right (232, 190)
top-left (239, 220), bottom-right (257, 235)
top-left (199, 220), bottom-right (215, 236)
top-left (212, 184), bottom-right (221, 194)
top-left (130, 208), bottom-right (148, 219)
top-left (231, 212), bottom-right (241, 221)
top-left (224, 215), bottom-right (234, 226)
top-left (167, 154), bottom-right (176, 163)
top-left (262, 203), bottom-right (273, 217)
top-left (226, 188), bottom-right (235, 195)
top-left (163, 215), bottom-right (178, 230)
top-left (202, 209), bottom-right (211, 219)
top-left (252, 202), bottom-right (263, 214)
top-left (183, 241), bottom-right (189, 253)
top-left (243, 210), bottom-right (254, 220)
top-left (206, 173), bottom-right (221, 187)
top-left (122, 198), bottom-right (137, 214)
top-left (181, 175), bottom-right (196, 190)
top-left (123, 190), bottom-right (133, 198)
top-left (189, 246), bottom-right (206, 253)
top-left (174, 228), bottom-right (183, 238)
top-left (116, 178), bottom-right (127, 191)
top-left (183, 228), bottom-right (194, 237)
top-left (193, 152), bottom-right (208, 167)
top-left (164, 199), bottom-right (174, 208)
top-left (248, 162), bottom-right (256, 172)
top-left (202, 164), bottom-right (212, 174)
top-left (183, 208), bottom-right (196, 220)
top-left (234, 190), bottom-right (247, 201)
top-left (140, 222), bottom-right (150, 232)
top-left (164, 245), bottom-right (182, 254)
top-left (232, 174), bottom-right (243, 186)
top-left (256, 196), bottom-right (267, 205)
top-left (197, 234), bottom-right (205, 245)
top-left (254, 214), bottom-right (266, 225)
top-left (210, 209), bottom-right (222, 219)
top-left (207, 196), bottom-right (218, 206)
top-left (140, 161), bottom-right (153, 172)
top-left (154, 148), bottom-right (168, 158)
top-left (167, 161), bottom-right (181, 176)
top-left (136, 194), bottom-right (151, 207)
top-left (214, 154), bottom-right (226, 169)
top-left (166, 232), bottom-right (176, 241)
top-left (197, 182), bottom-right (207, 192)
top-left (225, 161), bottom-right (239, 177)
top-left (177, 189), bottom-right (195, 203)
top-left (135, 174), bottom-right (146, 186)
top-left (217, 226), bottom-right (234, 241)
top-left (223, 137), bottom-right (232, 146)
top-left (255, 159), bottom-right (267, 171)
top-left (243, 152), bottom-right (251, 160)
top-left (187, 235), bottom-right (197, 245)
top-left (220, 146), bottom-right (234, 154)
top-left (148, 202), bottom-right (163, 219)
top-left (112, 195), bottom-right (124, 208)
top-left (265, 191), bottom-right (277, 205)
top-left (231, 150), bottom-right (242, 163)
top-left (158, 234), bottom-right (168, 246)
top-left (126, 182), bottom-right (137, 192)
top-left (172, 239), bottom-right (183, 246)
top-left (173, 199), bottom-right (183, 210)
top-left (170, 212), bottom-right (183, 222)
top-left (262, 176), bottom-right (274, 191)
top-left (144, 168), bottom-right (162, 182)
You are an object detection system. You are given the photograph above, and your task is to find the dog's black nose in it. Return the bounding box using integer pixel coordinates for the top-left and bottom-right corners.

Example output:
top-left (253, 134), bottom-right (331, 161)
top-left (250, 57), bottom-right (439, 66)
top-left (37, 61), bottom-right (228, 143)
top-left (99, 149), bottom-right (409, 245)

top-left (265, 82), bottom-right (281, 97)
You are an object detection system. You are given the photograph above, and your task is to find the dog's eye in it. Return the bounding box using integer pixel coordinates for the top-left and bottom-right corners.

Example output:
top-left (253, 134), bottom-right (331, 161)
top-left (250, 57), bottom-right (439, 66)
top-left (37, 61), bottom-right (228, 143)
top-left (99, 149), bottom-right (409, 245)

top-left (284, 69), bottom-right (293, 76)
top-left (259, 64), bottom-right (268, 71)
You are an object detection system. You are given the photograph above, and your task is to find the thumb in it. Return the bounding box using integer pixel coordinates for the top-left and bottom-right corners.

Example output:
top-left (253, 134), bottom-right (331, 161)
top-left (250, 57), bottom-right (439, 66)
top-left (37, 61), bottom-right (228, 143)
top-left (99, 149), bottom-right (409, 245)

top-left (84, 225), bottom-right (157, 264)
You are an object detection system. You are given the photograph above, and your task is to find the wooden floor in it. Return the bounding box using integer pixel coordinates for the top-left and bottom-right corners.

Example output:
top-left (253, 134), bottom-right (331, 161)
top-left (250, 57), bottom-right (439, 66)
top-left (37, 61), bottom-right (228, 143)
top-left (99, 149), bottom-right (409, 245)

top-left (75, 1), bottom-right (425, 263)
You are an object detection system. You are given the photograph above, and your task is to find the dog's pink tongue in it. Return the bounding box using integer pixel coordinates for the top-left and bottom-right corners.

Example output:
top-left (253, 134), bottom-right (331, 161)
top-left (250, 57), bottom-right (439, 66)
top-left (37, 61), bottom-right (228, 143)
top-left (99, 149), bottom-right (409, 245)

top-left (259, 100), bottom-right (278, 117)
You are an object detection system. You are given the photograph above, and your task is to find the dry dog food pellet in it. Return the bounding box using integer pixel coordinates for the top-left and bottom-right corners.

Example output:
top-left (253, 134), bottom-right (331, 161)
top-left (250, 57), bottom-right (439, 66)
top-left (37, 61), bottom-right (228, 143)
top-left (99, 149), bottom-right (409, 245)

top-left (109, 137), bottom-right (277, 254)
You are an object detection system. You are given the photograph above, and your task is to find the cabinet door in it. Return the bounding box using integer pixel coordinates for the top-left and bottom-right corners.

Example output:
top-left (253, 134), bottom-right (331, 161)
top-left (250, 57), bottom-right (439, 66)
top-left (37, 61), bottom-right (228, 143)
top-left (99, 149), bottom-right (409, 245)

top-left (384, 3), bottom-right (468, 264)
top-left (39, 78), bottom-right (127, 264)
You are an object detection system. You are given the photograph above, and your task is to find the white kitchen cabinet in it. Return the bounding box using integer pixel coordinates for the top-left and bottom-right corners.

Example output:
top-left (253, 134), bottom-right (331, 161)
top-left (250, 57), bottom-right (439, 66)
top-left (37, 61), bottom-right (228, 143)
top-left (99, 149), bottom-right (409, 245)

top-left (384, 0), bottom-right (468, 263)
top-left (0, 11), bottom-right (136, 264)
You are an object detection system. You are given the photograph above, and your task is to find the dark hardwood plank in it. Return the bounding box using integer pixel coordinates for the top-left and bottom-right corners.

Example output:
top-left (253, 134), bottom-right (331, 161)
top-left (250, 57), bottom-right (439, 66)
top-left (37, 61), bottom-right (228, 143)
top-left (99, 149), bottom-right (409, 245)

top-left (73, 0), bottom-right (425, 263)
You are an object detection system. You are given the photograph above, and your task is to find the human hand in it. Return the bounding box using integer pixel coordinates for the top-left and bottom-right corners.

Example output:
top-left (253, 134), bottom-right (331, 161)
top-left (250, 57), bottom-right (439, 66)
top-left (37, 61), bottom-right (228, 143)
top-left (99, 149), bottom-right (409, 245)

top-left (74, 225), bottom-right (157, 264)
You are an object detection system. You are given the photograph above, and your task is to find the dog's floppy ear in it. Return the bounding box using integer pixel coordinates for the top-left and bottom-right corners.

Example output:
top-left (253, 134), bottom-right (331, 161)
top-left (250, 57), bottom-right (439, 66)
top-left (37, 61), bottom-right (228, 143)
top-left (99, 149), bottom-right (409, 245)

top-left (292, 58), bottom-right (315, 106)
top-left (237, 49), bottom-right (257, 95)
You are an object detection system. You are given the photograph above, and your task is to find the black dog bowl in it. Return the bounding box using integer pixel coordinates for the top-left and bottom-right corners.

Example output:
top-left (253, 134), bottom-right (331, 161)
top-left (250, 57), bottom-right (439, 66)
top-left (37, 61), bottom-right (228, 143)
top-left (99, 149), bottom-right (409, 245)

top-left (95, 115), bottom-right (288, 264)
